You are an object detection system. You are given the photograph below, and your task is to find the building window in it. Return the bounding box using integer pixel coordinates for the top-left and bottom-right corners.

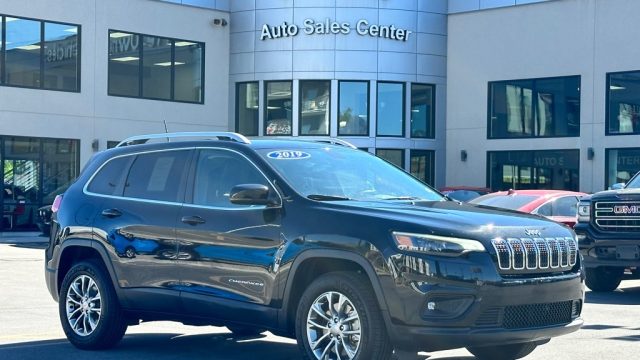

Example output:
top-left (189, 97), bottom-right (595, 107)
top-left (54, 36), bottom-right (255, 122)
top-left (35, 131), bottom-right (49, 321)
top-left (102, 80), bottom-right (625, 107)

top-left (264, 81), bottom-right (292, 135)
top-left (108, 30), bottom-right (204, 103)
top-left (338, 81), bottom-right (369, 136)
top-left (300, 80), bottom-right (330, 135)
top-left (376, 149), bottom-right (404, 169)
top-left (411, 84), bottom-right (435, 138)
top-left (236, 82), bottom-right (259, 136)
top-left (607, 71), bottom-right (640, 135)
top-left (377, 82), bottom-right (405, 137)
top-left (605, 148), bottom-right (640, 189)
top-left (1, 15), bottom-right (80, 92)
top-left (487, 150), bottom-right (579, 191)
top-left (410, 150), bottom-right (435, 186)
top-left (488, 76), bottom-right (580, 138)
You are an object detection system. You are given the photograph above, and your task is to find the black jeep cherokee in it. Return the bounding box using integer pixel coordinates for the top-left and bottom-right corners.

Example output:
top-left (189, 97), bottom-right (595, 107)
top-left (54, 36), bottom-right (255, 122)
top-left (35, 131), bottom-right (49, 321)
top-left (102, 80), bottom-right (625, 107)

top-left (575, 171), bottom-right (640, 291)
top-left (45, 132), bottom-right (583, 360)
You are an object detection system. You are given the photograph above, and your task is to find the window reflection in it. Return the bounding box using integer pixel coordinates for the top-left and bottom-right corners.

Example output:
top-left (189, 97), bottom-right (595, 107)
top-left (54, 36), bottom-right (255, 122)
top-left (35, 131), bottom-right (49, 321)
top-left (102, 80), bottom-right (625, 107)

top-left (109, 31), bottom-right (140, 97)
top-left (338, 81), bottom-right (369, 136)
top-left (43, 23), bottom-right (79, 91)
top-left (376, 149), bottom-right (404, 169)
top-left (265, 81), bottom-right (292, 135)
top-left (142, 36), bottom-right (171, 100)
top-left (411, 84), bottom-right (434, 138)
top-left (236, 82), bottom-right (259, 136)
top-left (410, 150), bottom-right (435, 186)
top-left (607, 71), bottom-right (640, 135)
top-left (605, 148), bottom-right (640, 189)
top-left (174, 41), bottom-right (203, 103)
top-left (5, 17), bottom-right (41, 88)
top-left (377, 82), bottom-right (405, 137)
top-left (489, 76), bottom-right (580, 138)
top-left (488, 150), bottom-right (579, 191)
top-left (300, 80), bottom-right (330, 135)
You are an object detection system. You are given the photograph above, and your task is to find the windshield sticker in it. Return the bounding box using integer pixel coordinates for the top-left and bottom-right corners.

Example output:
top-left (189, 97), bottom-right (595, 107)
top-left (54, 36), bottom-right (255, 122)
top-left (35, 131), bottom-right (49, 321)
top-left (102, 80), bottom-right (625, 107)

top-left (267, 150), bottom-right (311, 160)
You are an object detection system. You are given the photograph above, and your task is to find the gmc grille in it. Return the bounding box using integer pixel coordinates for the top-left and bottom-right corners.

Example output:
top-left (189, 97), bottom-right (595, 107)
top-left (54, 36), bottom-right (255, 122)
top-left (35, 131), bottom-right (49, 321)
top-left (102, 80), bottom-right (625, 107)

top-left (594, 201), bottom-right (640, 232)
top-left (491, 237), bottom-right (578, 273)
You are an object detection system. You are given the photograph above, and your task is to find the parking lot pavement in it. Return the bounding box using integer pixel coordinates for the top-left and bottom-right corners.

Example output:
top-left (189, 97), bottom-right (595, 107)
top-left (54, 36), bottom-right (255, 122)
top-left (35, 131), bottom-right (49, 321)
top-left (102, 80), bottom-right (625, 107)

top-left (1, 238), bottom-right (639, 360)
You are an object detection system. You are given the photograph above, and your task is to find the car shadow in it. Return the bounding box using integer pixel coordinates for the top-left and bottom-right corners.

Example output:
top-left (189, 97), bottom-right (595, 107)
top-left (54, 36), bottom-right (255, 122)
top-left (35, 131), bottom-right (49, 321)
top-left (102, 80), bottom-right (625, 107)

top-left (0, 332), bottom-right (301, 360)
top-left (585, 286), bottom-right (640, 305)
top-left (9, 242), bottom-right (48, 250)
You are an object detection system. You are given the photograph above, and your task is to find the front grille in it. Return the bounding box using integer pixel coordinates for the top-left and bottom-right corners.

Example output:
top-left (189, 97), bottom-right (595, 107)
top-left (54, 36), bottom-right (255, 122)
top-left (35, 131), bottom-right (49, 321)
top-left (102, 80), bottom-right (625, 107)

top-left (504, 301), bottom-right (573, 329)
top-left (491, 237), bottom-right (578, 273)
top-left (595, 201), bottom-right (640, 232)
top-left (474, 301), bottom-right (577, 329)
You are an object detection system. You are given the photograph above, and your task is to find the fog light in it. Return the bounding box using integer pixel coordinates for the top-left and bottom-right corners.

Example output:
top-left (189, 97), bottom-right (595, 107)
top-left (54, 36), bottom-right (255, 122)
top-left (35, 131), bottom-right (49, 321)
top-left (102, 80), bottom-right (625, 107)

top-left (422, 295), bottom-right (474, 319)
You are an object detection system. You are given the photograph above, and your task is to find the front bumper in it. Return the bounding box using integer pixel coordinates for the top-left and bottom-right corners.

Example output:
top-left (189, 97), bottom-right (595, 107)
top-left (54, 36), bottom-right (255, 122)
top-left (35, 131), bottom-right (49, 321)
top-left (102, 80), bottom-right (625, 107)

top-left (575, 223), bottom-right (640, 268)
top-left (382, 252), bottom-right (584, 352)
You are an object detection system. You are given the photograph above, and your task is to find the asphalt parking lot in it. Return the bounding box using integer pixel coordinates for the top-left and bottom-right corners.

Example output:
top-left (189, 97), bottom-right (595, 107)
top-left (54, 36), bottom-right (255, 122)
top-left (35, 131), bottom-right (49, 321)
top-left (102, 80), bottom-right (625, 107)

top-left (1, 236), bottom-right (639, 360)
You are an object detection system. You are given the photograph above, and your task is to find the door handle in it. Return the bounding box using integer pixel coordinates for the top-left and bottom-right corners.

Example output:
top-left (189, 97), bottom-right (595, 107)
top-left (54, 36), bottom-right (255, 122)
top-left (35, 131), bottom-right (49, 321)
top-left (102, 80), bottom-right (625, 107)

top-left (101, 208), bottom-right (122, 218)
top-left (181, 215), bottom-right (206, 226)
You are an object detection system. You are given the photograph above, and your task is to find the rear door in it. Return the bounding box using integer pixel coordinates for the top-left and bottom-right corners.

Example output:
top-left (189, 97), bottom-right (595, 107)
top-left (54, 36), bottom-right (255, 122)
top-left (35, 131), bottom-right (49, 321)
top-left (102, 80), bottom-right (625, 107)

top-left (176, 148), bottom-right (283, 323)
top-left (89, 148), bottom-right (192, 311)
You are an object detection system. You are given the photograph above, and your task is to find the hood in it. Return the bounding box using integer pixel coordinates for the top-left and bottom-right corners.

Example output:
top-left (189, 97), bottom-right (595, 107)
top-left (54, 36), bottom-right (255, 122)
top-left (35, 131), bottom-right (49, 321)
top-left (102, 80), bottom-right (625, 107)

top-left (324, 200), bottom-right (574, 244)
top-left (591, 188), bottom-right (640, 201)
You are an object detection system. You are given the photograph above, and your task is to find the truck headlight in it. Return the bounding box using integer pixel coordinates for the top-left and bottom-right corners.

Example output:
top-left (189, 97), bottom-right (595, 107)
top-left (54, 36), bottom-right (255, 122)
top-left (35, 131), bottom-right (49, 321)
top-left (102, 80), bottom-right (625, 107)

top-left (392, 232), bottom-right (485, 257)
top-left (577, 203), bottom-right (591, 223)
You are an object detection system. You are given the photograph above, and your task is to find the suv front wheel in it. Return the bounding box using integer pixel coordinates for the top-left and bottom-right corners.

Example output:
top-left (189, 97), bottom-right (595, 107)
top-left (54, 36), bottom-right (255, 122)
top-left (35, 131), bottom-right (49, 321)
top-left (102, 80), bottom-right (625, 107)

top-left (585, 266), bottom-right (624, 292)
top-left (59, 260), bottom-right (128, 349)
top-left (295, 271), bottom-right (392, 360)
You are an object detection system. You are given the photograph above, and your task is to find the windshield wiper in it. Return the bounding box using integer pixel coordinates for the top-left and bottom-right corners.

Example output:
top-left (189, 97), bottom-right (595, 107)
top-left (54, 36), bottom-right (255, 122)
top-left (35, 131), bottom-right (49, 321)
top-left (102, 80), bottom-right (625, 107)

top-left (378, 196), bottom-right (423, 201)
top-left (307, 194), bottom-right (352, 201)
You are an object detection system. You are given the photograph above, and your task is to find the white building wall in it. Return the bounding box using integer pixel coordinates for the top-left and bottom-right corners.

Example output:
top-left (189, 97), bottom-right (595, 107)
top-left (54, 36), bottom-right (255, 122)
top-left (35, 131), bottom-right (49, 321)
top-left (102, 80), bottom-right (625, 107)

top-left (0, 0), bottom-right (230, 166)
top-left (447, 0), bottom-right (640, 193)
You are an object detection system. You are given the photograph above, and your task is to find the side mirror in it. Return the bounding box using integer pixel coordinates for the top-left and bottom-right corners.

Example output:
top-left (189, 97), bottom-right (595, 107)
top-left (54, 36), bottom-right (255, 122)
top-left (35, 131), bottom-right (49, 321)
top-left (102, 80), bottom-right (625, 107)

top-left (229, 184), bottom-right (279, 206)
top-left (611, 183), bottom-right (626, 190)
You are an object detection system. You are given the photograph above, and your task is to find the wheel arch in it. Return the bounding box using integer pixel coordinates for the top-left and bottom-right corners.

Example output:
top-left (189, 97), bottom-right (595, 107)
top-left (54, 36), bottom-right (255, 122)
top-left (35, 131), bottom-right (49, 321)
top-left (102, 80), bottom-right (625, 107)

top-left (278, 249), bottom-right (391, 337)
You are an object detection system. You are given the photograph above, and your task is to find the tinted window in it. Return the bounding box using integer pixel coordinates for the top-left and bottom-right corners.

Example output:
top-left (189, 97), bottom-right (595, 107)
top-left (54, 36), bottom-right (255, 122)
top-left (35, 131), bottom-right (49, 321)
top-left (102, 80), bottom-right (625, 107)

top-left (488, 150), bottom-right (580, 191)
top-left (265, 81), bottom-right (292, 135)
top-left (174, 41), bottom-right (203, 102)
top-left (43, 22), bottom-right (79, 91)
top-left (300, 80), bottom-right (330, 135)
top-left (553, 196), bottom-right (578, 217)
top-left (605, 148), bottom-right (640, 189)
top-left (376, 149), bottom-right (404, 169)
top-left (87, 156), bottom-right (132, 196)
top-left (489, 76), bottom-right (580, 138)
top-left (377, 82), bottom-right (404, 136)
top-left (338, 81), bottom-right (369, 136)
top-left (142, 36), bottom-right (171, 100)
top-left (236, 82), bottom-right (259, 136)
top-left (108, 31), bottom-right (140, 97)
top-left (410, 150), bottom-right (435, 186)
top-left (411, 83), bottom-right (435, 138)
top-left (607, 71), bottom-right (640, 135)
top-left (123, 150), bottom-right (190, 202)
top-left (192, 149), bottom-right (268, 207)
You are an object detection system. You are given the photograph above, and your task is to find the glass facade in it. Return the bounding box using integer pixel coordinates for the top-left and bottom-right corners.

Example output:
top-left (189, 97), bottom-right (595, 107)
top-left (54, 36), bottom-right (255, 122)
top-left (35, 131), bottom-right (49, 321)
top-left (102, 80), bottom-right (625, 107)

top-left (605, 148), bottom-right (640, 189)
top-left (411, 84), bottom-right (435, 138)
top-left (607, 71), bottom-right (640, 135)
top-left (265, 81), bottom-right (292, 135)
top-left (1, 15), bottom-right (79, 91)
top-left (377, 82), bottom-right (405, 137)
top-left (376, 149), bottom-right (404, 169)
top-left (1, 136), bottom-right (79, 231)
top-left (236, 82), bottom-right (259, 136)
top-left (488, 150), bottom-right (579, 191)
top-left (299, 80), bottom-right (330, 135)
top-left (108, 30), bottom-right (204, 103)
top-left (488, 76), bottom-right (580, 138)
top-left (410, 150), bottom-right (435, 186)
top-left (338, 81), bottom-right (369, 136)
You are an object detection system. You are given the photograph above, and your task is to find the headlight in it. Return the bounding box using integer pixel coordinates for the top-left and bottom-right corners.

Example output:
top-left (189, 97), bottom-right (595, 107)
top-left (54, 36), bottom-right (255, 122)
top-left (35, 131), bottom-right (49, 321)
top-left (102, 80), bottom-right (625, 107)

top-left (577, 202), bottom-right (591, 223)
top-left (392, 232), bottom-right (486, 257)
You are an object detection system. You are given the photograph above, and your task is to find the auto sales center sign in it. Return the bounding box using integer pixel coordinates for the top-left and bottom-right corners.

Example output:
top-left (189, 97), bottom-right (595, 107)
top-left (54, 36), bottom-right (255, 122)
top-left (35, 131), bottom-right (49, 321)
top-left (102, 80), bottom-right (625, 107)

top-left (260, 18), bottom-right (412, 42)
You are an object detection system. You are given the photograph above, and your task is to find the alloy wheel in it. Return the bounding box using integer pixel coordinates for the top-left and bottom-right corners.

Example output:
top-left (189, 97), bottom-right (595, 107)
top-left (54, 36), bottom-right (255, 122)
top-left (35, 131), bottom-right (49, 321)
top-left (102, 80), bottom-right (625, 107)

top-left (65, 274), bottom-right (102, 336)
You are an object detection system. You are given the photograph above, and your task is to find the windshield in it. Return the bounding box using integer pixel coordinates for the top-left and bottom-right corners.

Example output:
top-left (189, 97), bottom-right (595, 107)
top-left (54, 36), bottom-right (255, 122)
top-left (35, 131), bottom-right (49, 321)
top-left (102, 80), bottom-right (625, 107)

top-left (626, 172), bottom-right (640, 189)
top-left (470, 194), bottom-right (538, 210)
top-left (258, 147), bottom-right (443, 202)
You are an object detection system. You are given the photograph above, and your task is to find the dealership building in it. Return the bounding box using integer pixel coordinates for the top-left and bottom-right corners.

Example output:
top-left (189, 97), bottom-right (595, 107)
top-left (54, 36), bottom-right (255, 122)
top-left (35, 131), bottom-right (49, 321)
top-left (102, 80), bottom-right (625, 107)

top-left (0, 0), bottom-right (639, 230)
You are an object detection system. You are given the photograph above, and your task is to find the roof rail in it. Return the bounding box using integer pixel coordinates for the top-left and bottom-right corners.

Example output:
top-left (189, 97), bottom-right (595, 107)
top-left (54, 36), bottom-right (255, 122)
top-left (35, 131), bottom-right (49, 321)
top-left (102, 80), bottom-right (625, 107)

top-left (262, 137), bottom-right (357, 149)
top-left (116, 132), bottom-right (251, 147)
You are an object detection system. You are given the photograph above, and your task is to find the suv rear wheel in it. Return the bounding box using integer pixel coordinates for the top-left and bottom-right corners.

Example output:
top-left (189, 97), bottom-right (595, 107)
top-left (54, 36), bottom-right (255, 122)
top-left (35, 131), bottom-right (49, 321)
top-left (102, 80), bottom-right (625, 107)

top-left (467, 342), bottom-right (537, 360)
top-left (585, 266), bottom-right (624, 292)
top-left (295, 271), bottom-right (392, 360)
top-left (59, 261), bottom-right (128, 349)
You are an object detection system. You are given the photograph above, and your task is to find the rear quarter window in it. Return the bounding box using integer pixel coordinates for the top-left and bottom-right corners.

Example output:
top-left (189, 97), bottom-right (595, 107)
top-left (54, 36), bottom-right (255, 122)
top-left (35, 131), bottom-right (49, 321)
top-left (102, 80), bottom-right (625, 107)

top-left (86, 156), bottom-right (132, 196)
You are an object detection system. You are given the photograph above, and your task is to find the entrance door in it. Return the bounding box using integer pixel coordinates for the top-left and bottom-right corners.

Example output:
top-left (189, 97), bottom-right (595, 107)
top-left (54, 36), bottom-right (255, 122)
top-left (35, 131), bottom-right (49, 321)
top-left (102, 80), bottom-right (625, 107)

top-left (2, 137), bottom-right (40, 231)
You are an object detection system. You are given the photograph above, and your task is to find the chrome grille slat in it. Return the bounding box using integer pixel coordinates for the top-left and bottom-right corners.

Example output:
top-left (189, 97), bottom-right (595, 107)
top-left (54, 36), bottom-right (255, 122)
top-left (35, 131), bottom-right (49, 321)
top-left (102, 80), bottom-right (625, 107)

top-left (594, 201), bottom-right (640, 231)
top-left (492, 237), bottom-right (577, 272)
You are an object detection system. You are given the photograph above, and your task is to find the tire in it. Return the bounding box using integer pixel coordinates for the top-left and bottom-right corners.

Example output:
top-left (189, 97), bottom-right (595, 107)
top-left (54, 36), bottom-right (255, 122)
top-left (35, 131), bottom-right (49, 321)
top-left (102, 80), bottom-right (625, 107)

top-left (295, 271), bottom-right (392, 360)
top-left (58, 260), bottom-right (128, 349)
top-left (227, 325), bottom-right (265, 337)
top-left (467, 342), bottom-right (537, 360)
top-left (585, 266), bottom-right (624, 292)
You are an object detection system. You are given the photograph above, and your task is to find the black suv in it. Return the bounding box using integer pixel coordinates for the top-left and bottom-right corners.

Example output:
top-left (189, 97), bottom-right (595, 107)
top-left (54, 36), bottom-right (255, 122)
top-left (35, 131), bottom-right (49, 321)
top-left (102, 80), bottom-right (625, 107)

top-left (45, 132), bottom-right (583, 360)
top-left (575, 171), bottom-right (640, 291)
